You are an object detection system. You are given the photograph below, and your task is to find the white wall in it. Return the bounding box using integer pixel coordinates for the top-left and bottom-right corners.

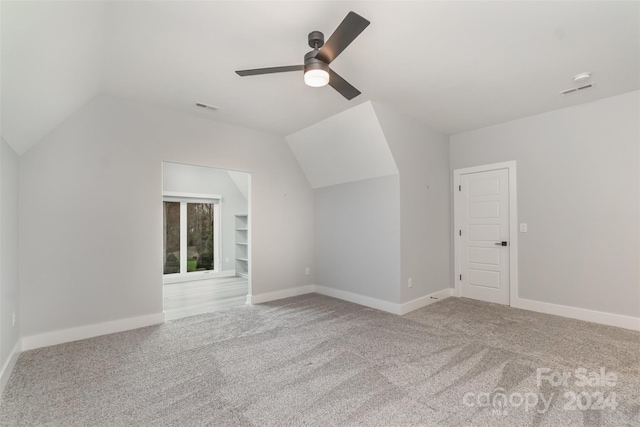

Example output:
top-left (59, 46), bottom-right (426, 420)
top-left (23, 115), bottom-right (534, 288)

top-left (450, 91), bottom-right (640, 317)
top-left (372, 103), bottom-right (451, 303)
top-left (314, 175), bottom-right (401, 303)
top-left (162, 162), bottom-right (248, 273)
top-left (1, 138), bottom-right (20, 383)
top-left (307, 101), bottom-right (450, 307)
top-left (19, 95), bottom-right (314, 337)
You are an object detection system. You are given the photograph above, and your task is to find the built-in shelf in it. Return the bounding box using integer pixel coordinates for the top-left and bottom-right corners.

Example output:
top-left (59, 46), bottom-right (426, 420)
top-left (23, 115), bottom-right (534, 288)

top-left (235, 214), bottom-right (249, 278)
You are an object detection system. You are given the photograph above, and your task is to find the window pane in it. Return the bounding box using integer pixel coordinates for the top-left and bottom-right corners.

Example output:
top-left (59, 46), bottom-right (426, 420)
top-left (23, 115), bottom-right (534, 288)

top-left (163, 202), bottom-right (181, 274)
top-left (187, 203), bottom-right (214, 272)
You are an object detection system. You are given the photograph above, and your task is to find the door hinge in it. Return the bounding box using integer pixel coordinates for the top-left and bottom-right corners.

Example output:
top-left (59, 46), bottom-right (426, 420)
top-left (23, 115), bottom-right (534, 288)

top-left (459, 274), bottom-right (462, 281)
top-left (458, 185), bottom-right (461, 191)
top-left (459, 230), bottom-right (462, 236)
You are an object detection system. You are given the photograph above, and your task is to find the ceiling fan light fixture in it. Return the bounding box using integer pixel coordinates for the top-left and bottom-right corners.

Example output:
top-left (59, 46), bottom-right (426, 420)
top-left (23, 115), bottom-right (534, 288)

top-left (304, 68), bottom-right (329, 87)
top-left (304, 58), bottom-right (329, 87)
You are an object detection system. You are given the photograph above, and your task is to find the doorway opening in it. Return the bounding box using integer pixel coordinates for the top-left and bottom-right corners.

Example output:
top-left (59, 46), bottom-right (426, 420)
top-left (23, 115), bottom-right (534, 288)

top-left (162, 161), bottom-right (250, 320)
top-left (453, 161), bottom-right (518, 306)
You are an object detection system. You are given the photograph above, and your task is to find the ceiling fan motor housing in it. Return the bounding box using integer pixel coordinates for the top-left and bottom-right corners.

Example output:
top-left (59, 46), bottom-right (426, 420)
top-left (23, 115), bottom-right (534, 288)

top-left (304, 50), bottom-right (329, 74)
top-left (308, 31), bottom-right (324, 49)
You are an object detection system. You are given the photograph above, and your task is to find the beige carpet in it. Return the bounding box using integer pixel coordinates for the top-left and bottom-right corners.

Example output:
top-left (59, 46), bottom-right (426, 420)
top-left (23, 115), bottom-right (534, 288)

top-left (1, 294), bottom-right (639, 426)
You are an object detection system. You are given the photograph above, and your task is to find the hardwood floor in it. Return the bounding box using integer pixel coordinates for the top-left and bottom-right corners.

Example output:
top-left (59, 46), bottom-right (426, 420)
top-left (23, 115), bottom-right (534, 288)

top-left (163, 275), bottom-right (248, 321)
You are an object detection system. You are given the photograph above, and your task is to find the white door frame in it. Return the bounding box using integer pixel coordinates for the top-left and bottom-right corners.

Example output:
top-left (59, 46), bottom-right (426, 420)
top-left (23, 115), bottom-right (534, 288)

top-left (453, 161), bottom-right (519, 306)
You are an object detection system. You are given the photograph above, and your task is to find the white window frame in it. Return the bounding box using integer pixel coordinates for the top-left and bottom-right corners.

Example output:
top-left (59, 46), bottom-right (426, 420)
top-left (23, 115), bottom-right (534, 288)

top-left (163, 191), bottom-right (222, 284)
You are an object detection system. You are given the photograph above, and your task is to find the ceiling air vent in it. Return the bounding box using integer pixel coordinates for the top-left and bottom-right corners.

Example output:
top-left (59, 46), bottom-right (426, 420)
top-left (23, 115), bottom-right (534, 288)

top-left (195, 102), bottom-right (220, 111)
top-left (560, 83), bottom-right (595, 96)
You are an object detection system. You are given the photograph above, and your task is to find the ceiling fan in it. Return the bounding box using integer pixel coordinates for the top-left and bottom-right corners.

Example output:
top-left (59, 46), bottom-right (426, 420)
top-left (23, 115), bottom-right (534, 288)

top-left (235, 12), bottom-right (370, 100)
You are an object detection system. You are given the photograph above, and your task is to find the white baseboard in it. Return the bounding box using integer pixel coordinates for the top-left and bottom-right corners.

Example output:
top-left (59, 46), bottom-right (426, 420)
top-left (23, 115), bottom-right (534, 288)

top-left (0, 339), bottom-right (21, 396)
top-left (248, 284), bottom-right (399, 312)
top-left (399, 288), bottom-right (454, 315)
top-left (21, 313), bottom-right (165, 351)
top-left (248, 284), bottom-right (453, 317)
top-left (222, 269), bottom-right (238, 276)
top-left (512, 298), bottom-right (640, 332)
top-left (247, 285), bottom-right (315, 305)
top-left (313, 285), bottom-right (402, 314)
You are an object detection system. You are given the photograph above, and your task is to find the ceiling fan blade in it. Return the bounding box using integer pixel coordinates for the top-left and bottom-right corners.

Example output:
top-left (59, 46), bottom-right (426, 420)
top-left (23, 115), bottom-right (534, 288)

top-left (328, 68), bottom-right (361, 100)
top-left (316, 12), bottom-right (370, 64)
top-left (236, 65), bottom-right (304, 76)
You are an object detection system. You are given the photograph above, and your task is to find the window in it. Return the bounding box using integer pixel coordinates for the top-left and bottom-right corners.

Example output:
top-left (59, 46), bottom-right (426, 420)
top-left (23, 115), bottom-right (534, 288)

top-left (163, 193), bottom-right (220, 281)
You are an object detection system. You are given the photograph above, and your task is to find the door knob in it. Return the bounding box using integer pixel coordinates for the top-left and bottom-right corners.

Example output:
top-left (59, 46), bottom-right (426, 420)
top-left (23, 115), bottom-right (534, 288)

top-left (494, 241), bottom-right (508, 246)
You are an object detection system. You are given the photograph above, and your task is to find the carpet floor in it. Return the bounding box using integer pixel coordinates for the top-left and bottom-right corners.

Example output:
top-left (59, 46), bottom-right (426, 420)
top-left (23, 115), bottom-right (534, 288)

top-left (1, 294), bottom-right (639, 426)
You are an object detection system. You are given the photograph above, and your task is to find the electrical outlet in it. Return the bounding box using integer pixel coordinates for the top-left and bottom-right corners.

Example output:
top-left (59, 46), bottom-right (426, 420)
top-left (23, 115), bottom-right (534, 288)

top-left (520, 223), bottom-right (528, 233)
top-left (305, 267), bottom-right (310, 276)
top-left (408, 277), bottom-right (413, 288)
top-left (12, 311), bottom-right (16, 327)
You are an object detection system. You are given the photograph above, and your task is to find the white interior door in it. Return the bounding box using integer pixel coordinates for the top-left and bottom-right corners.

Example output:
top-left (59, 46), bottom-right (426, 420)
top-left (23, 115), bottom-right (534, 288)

top-left (459, 168), bottom-right (510, 305)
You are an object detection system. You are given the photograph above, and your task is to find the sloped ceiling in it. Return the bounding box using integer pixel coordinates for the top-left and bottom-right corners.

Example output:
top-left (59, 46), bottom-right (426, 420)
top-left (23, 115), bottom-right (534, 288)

top-left (1, 1), bottom-right (107, 154)
top-left (286, 101), bottom-right (397, 189)
top-left (2, 1), bottom-right (639, 155)
top-left (227, 170), bottom-right (249, 201)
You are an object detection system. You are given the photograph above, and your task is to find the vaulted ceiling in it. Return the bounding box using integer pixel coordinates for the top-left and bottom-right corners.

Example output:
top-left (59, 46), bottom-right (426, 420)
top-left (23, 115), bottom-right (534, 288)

top-left (2, 1), bottom-right (639, 155)
top-left (287, 102), bottom-right (398, 189)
